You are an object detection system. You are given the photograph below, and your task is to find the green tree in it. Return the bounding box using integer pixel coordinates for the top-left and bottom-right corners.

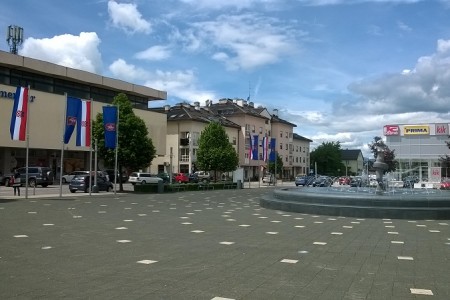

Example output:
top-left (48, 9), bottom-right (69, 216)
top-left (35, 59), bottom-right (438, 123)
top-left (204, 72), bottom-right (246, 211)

top-left (267, 153), bottom-right (283, 178)
top-left (92, 93), bottom-right (156, 190)
top-left (367, 136), bottom-right (398, 172)
top-left (438, 135), bottom-right (450, 177)
top-left (310, 141), bottom-right (343, 176)
top-left (196, 122), bottom-right (239, 180)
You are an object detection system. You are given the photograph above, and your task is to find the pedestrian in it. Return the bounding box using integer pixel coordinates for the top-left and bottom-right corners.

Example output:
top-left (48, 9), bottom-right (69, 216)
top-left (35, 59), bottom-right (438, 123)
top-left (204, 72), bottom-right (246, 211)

top-left (11, 170), bottom-right (21, 196)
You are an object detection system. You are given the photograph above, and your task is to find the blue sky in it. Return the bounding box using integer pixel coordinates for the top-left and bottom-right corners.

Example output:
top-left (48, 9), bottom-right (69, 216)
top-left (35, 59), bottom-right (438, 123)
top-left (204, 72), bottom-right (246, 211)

top-left (2, 0), bottom-right (450, 157)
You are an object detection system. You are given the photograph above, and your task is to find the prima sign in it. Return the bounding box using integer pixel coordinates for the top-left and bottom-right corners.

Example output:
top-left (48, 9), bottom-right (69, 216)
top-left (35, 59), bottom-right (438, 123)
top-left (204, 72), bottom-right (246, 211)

top-left (0, 90), bottom-right (36, 102)
top-left (404, 125), bottom-right (429, 135)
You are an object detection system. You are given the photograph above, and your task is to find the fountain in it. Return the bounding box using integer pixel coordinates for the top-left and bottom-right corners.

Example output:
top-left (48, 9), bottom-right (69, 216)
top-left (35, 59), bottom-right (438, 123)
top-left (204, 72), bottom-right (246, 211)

top-left (261, 141), bottom-right (450, 220)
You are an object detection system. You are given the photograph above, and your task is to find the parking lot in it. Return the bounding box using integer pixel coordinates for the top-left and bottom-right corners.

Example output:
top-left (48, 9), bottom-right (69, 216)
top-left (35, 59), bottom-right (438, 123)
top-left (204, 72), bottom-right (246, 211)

top-left (1, 186), bottom-right (450, 299)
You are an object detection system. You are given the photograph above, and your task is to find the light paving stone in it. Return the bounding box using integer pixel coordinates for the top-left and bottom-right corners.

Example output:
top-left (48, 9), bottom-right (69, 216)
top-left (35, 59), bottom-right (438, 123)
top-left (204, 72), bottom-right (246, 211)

top-left (385, 225), bottom-right (396, 228)
top-left (410, 288), bottom-right (433, 296)
top-left (429, 230), bottom-right (440, 233)
top-left (298, 250), bottom-right (309, 254)
top-left (388, 231), bottom-right (399, 234)
top-left (41, 246), bottom-right (52, 250)
top-left (115, 227), bottom-right (128, 230)
top-left (117, 240), bottom-right (132, 243)
top-left (391, 241), bottom-right (404, 244)
top-left (191, 230), bottom-right (205, 233)
top-left (327, 218), bottom-right (337, 221)
top-left (137, 260), bottom-right (158, 265)
top-left (314, 242), bottom-right (327, 245)
top-left (343, 226), bottom-right (353, 228)
top-left (123, 220), bottom-right (134, 222)
top-left (295, 217), bottom-right (304, 220)
top-left (211, 297), bottom-right (235, 300)
top-left (43, 224), bottom-right (54, 226)
top-left (295, 225), bottom-right (305, 228)
top-left (258, 217), bottom-right (268, 219)
top-left (271, 220), bottom-right (282, 223)
top-left (226, 219), bottom-right (236, 222)
top-left (14, 235), bottom-right (28, 238)
top-left (239, 224), bottom-right (251, 227)
top-left (219, 242), bottom-right (235, 245)
top-left (417, 224), bottom-right (427, 227)
top-left (138, 214), bottom-right (147, 216)
top-left (72, 216), bottom-right (82, 218)
top-left (331, 232), bottom-right (343, 235)
top-left (398, 256), bottom-right (414, 260)
top-left (266, 232), bottom-right (279, 235)
top-left (280, 259), bottom-right (298, 264)
top-left (351, 221), bottom-right (360, 224)
top-left (27, 212), bottom-right (37, 214)
top-left (181, 222), bottom-right (193, 225)
top-left (438, 222), bottom-right (448, 225)
top-left (98, 211), bottom-right (107, 214)
top-left (314, 221), bottom-right (323, 224)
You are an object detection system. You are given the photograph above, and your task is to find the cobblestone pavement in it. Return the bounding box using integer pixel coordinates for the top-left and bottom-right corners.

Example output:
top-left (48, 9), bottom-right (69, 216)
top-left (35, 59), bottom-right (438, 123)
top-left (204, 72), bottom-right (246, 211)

top-left (1, 188), bottom-right (449, 299)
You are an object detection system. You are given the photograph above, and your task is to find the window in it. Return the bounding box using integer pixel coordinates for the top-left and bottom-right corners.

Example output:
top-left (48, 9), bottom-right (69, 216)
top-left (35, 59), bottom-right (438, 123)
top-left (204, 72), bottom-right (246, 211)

top-left (252, 125), bottom-right (255, 133)
top-left (259, 127), bottom-right (263, 134)
top-left (232, 137), bottom-right (237, 145)
top-left (280, 143), bottom-right (283, 150)
top-left (285, 131), bottom-right (288, 138)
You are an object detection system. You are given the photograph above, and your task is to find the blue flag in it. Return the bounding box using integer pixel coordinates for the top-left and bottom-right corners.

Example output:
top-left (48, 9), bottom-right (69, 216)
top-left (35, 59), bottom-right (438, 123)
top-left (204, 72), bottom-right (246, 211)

top-left (252, 135), bottom-right (259, 160)
top-left (269, 138), bottom-right (276, 162)
top-left (103, 106), bottom-right (118, 149)
top-left (64, 96), bottom-right (80, 144)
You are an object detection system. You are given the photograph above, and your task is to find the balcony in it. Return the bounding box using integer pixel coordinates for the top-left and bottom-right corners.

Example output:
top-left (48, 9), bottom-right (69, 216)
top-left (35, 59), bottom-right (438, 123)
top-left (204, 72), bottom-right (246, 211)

top-left (180, 154), bottom-right (190, 162)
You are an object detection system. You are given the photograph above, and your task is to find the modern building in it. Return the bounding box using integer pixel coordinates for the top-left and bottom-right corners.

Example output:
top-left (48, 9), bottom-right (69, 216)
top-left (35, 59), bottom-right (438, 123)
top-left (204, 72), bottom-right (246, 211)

top-left (0, 50), bottom-right (167, 178)
top-left (384, 123), bottom-right (450, 181)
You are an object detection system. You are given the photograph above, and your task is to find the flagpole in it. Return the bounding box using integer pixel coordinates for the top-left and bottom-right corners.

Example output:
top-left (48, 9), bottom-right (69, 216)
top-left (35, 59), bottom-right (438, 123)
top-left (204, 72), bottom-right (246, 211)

top-left (59, 93), bottom-right (68, 198)
top-left (113, 104), bottom-right (119, 196)
top-left (89, 100), bottom-right (93, 196)
top-left (25, 85), bottom-right (31, 199)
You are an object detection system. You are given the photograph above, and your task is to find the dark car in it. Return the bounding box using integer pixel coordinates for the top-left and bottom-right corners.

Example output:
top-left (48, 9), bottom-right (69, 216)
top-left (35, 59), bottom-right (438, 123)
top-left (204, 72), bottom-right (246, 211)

top-left (16, 166), bottom-right (54, 187)
top-left (312, 176), bottom-right (332, 187)
top-left (403, 176), bottom-right (419, 188)
top-left (104, 169), bottom-right (128, 183)
top-left (157, 172), bottom-right (173, 183)
top-left (350, 177), bottom-right (365, 187)
top-left (295, 175), bottom-right (314, 186)
top-left (188, 173), bottom-right (199, 183)
top-left (69, 175), bottom-right (113, 193)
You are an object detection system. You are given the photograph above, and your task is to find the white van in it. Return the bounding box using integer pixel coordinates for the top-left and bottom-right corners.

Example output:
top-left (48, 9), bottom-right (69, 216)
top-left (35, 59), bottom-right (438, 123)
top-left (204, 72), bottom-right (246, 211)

top-left (128, 172), bottom-right (162, 185)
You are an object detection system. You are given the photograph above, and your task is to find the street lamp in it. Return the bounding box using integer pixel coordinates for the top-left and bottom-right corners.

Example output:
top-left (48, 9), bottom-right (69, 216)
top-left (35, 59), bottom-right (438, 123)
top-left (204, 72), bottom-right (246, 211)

top-left (6, 25), bottom-right (24, 54)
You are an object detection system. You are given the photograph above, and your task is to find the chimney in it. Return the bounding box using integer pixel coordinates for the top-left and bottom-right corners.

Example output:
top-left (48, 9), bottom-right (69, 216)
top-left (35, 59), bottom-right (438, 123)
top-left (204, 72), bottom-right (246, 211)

top-left (249, 101), bottom-right (254, 108)
top-left (273, 109), bottom-right (278, 117)
top-left (164, 105), bottom-right (170, 111)
top-left (194, 101), bottom-right (200, 110)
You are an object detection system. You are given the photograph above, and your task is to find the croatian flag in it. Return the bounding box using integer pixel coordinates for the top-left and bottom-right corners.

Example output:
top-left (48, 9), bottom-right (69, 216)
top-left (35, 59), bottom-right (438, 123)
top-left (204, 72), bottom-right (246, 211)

top-left (76, 100), bottom-right (91, 147)
top-left (251, 135), bottom-right (259, 160)
top-left (262, 136), bottom-right (269, 162)
top-left (64, 96), bottom-right (80, 144)
top-left (10, 86), bottom-right (29, 141)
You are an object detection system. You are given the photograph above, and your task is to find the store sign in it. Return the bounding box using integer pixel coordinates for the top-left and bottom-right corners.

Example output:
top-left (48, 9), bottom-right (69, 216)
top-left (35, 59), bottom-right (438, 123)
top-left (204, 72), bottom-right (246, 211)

top-left (435, 124), bottom-right (448, 135)
top-left (0, 89), bottom-right (36, 102)
top-left (404, 125), bottom-right (429, 135)
top-left (383, 125), bottom-right (399, 136)
top-left (430, 167), bottom-right (441, 183)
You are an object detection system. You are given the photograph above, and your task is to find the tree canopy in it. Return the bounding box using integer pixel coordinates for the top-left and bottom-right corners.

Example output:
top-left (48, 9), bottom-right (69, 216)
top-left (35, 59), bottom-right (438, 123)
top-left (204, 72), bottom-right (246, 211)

top-left (367, 136), bottom-right (398, 173)
top-left (196, 122), bottom-right (239, 179)
top-left (92, 93), bottom-right (156, 189)
top-left (310, 141), bottom-right (343, 176)
top-left (267, 153), bottom-right (283, 176)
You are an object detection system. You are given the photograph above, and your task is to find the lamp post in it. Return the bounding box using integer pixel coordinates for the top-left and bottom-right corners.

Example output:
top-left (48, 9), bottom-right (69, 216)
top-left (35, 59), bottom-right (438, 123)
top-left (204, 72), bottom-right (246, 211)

top-left (6, 25), bottom-right (24, 55)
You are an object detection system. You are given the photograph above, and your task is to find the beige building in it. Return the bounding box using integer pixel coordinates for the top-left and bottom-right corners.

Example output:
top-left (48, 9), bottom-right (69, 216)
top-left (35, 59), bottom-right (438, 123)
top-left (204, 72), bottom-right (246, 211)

top-left (341, 149), bottom-right (364, 176)
top-left (271, 111), bottom-right (298, 179)
top-left (0, 50), bottom-right (167, 178)
top-left (149, 102), bottom-right (240, 176)
top-left (292, 133), bottom-right (312, 176)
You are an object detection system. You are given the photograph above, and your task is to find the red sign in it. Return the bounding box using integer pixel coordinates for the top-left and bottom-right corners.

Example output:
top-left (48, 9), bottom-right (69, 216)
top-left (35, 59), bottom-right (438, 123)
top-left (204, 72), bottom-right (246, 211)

top-left (105, 123), bottom-right (116, 131)
top-left (435, 124), bottom-right (448, 135)
top-left (383, 125), bottom-right (399, 136)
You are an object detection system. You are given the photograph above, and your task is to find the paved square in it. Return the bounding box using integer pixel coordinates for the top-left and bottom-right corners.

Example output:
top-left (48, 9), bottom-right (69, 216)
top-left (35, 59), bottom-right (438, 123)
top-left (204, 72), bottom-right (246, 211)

top-left (1, 188), bottom-right (450, 299)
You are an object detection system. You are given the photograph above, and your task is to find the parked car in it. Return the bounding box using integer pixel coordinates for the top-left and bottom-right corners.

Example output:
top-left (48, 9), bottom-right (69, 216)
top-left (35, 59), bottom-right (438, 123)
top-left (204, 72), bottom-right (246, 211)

top-left (194, 171), bottom-right (212, 182)
top-left (403, 176), bottom-right (419, 188)
top-left (156, 172), bottom-right (172, 183)
top-left (0, 172), bottom-right (13, 186)
top-left (128, 172), bottom-right (163, 185)
top-left (16, 166), bottom-right (54, 187)
top-left (262, 173), bottom-right (274, 184)
top-left (104, 169), bottom-right (128, 183)
top-left (350, 177), bottom-right (365, 187)
top-left (69, 175), bottom-right (113, 193)
top-left (188, 173), bottom-right (199, 183)
top-left (295, 175), bottom-right (314, 186)
top-left (338, 176), bottom-right (351, 185)
top-left (312, 176), bottom-right (332, 187)
top-left (174, 173), bottom-right (189, 183)
top-left (62, 171), bottom-right (89, 183)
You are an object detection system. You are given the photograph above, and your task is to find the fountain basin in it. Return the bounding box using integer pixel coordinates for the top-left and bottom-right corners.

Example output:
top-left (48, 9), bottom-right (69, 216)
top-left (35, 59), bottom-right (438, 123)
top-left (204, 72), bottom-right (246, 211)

top-left (261, 187), bottom-right (450, 219)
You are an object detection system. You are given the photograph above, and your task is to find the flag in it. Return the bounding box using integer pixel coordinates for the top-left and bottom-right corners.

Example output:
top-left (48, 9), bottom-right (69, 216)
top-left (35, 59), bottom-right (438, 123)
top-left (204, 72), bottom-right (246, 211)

top-left (76, 100), bottom-right (91, 147)
top-left (103, 106), bottom-right (118, 149)
top-left (251, 135), bottom-right (259, 160)
top-left (262, 136), bottom-right (269, 162)
top-left (269, 138), bottom-right (276, 162)
top-left (64, 96), bottom-right (80, 144)
top-left (10, 86), bottom-right (28, 141)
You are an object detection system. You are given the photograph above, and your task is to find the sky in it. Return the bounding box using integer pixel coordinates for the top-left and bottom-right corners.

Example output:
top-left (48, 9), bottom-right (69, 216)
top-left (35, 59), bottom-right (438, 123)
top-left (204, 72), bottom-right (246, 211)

top-left (2, 0), bottom-right (450, 157)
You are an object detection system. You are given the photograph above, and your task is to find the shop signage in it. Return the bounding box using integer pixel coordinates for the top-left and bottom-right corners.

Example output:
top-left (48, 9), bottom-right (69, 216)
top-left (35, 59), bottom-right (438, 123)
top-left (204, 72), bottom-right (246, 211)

top-left (383, 125), bottom-right (399, 136)
top-left (435, 124), bottom-right (448, 135)
top-left (0, 89), bottom-right (36, 102)
top-left (404, 125), bottom-right (429, 135)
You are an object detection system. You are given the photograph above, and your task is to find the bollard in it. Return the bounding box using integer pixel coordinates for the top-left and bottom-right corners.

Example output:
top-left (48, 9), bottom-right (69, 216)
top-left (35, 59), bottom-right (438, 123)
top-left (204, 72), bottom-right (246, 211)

top-left (157, 180), bottom-right (164, 193)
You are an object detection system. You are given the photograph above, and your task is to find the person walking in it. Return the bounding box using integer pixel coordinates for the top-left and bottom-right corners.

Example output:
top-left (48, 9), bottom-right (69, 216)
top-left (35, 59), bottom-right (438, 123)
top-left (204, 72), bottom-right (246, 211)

top-left (11, 169), bottom-right (21, 196)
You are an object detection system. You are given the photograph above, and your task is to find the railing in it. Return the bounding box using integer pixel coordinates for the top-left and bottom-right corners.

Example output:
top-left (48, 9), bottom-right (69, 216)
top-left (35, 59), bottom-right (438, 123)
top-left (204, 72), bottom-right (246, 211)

top-left (180, 155), bottom-right (189, 162)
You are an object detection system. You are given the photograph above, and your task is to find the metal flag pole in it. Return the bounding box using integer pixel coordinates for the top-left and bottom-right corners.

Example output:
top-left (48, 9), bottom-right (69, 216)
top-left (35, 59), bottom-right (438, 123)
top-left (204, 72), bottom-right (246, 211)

top-left (113, 104), bottom-right (119, 196)
top-left (59, 93), bottom-right (68, 198)
top-left (25, 85), bottom-right (31, 199)
top-left (89, 100), bottom-right (93, 196)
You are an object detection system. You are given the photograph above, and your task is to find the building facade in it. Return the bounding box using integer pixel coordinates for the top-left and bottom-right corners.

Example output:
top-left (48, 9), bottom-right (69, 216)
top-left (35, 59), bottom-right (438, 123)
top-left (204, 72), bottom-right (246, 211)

top-left (292, 133), bottom-right (312, 176)
top-left (384, 123), bottom-right (450, 181)
top-left (341, 149), bottom-right (364, 176)
top-left (0, 50), bottom-right (167, 178)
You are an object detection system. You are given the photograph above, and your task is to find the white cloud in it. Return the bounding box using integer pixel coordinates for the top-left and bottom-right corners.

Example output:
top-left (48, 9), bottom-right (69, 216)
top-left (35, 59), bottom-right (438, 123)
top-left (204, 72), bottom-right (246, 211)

top-left (107, 0), bottom-right (151, 34)
top-left (135, 46), bottom-right (171, 61)
top-left (179, 14), bottom-right (298, 70)
top-left (21, 32), bottom-right (102, 74)
top-left (296, 0), bottom-right (422, 6)
top-left (397, 21), bottom-right (412, 31)
top-left (108, 59), bottom-right (215, 103)
top-left (179, 0), bottom-right (278, 10)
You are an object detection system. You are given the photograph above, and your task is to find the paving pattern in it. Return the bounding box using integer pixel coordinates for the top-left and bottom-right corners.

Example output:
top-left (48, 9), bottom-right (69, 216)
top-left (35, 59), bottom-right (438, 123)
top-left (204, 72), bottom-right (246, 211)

top-left (1, 188), bottom-right (449, 299)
